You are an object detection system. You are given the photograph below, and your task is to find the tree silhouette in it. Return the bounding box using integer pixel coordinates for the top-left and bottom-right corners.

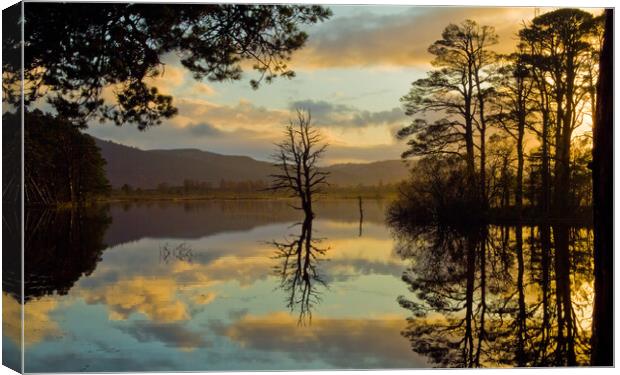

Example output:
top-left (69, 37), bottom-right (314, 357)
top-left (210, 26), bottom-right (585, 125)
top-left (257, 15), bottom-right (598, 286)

top-left (393, 221), bottom-right (594, 367)
top-left (20, 110), bottom-right (110, 205)
top-left (21, 206), bottom-right (111, 302)
top-left (269, 109), bottom-right (329, 217)
top-left (492, 50), bottom-right (535, 215)
top-left (519, 9), bottom-right (601, 218)
top-left (270, 216), bottom-right (328, 325)
top-left (2, 3), bottom-right (331, 128)
top-left (590, 8), bottom-right (613, 367)
top-left (394, 9), bottom-right (603, 224)
top-left (399, 20), bottom-right (499, 209)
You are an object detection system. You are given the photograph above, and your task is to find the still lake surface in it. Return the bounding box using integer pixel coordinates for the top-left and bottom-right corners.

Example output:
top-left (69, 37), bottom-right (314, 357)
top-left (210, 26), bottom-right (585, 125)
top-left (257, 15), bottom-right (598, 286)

top-left (3, 200), bottom-right (594, 371)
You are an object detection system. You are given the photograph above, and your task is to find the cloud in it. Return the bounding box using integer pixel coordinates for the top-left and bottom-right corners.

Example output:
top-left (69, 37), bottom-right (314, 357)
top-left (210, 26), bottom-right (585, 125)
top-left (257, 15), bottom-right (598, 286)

top-left (145, 64), bottom-right (187, 94)
top-left (3, 293), bottom-right (61, 347)
top-left (351, 107), bottom-right (405, 127)
top-left (324, 143), bottom-right (406, 164)
top-left (81, 277), bottom-right (191, 322)
top-left (289, 99), bottom-right (406, 128)
top-left (188, 122), bottom-right (224, 137)
top-left (212, 312), bottom-right (427, 368)
top-left (118, 322), bottom-right (210, 351)
top-left (87, 94), bottom-right (409, 163)
top-left (289, 99), bottom-right (352, 119)
top-left (292, 7), bottom-right (550, 69)
top-left (191, 82), bottom-right (217, 96)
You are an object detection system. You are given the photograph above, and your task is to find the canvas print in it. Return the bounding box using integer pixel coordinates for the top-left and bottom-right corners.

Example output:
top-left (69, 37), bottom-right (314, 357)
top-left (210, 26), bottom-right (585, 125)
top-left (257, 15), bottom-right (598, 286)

top-left (1, 1), bottom-right (614, 372)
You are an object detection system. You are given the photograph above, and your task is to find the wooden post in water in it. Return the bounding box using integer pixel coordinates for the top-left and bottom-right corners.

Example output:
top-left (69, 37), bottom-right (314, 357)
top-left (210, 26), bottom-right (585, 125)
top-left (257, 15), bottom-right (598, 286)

top-left (358, 196), bottom-right (363, 237)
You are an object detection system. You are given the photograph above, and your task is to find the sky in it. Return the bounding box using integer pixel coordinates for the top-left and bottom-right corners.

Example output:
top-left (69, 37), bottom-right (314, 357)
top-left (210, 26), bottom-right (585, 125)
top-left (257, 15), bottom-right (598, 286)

top-left (84, 5), bottom-right (564, 165)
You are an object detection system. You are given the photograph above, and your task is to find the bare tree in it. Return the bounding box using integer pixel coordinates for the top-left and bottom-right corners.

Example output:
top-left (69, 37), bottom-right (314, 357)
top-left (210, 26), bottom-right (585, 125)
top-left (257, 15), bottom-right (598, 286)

top-left (270, 109), bottom-right (329, 217)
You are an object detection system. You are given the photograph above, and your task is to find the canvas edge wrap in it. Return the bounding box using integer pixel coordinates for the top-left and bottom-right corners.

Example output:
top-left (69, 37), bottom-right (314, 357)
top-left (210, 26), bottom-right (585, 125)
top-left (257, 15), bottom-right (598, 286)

top-left (2, 1), bottom-right (24, 373)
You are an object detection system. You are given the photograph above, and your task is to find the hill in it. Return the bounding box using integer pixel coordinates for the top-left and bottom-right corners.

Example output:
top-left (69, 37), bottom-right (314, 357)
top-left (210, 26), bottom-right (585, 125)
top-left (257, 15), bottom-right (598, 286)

top-left (94, 138), bottom-right (409, 189)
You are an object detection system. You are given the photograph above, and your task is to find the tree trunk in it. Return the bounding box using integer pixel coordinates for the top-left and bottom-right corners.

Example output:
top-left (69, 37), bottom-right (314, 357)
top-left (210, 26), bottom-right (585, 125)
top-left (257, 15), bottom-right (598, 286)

top-left (479, 126), bottom-right (487, 210)
top-left (590, 8), bottom-right (613, 367)
top-left (516, 84), bottom-right (525, 215)
top-left (464, 232), bottom-right (477, 366)
top-left (553, 225), bottom-right (576, 366)
top-left (540, 225), bottom-right (552, 362)
top-left (464, 98), bottom-right (477, 205)
top-left (541, 110), bottom-right (551, 218)
top-left (515, 225), bottom-right (527, 366)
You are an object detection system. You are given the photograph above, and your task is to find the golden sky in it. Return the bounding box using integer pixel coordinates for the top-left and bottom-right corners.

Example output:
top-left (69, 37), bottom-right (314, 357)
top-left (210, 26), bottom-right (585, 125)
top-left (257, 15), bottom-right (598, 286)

top-left (83, 6), bottom-right (600, 164)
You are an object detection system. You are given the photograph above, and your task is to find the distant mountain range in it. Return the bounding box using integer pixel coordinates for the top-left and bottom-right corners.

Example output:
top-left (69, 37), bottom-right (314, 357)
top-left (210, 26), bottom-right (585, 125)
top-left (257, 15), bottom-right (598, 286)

top-left (94, 138), bottom-right (410, 189)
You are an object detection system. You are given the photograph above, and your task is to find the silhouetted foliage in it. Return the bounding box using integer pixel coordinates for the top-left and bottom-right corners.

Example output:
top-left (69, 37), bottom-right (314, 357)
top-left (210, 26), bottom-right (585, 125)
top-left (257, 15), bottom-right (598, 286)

top-left (396, 9), bottom-right (603, 224)
top-left (2, 3), bottom-right (331, 127)
top-left (392, 222), bottom-right (594, 367)
top-left (20, 110), bottom-right (110, 205)
top-left (590, 8), bottom-right (613, 367)
top-left (388, 156), bottom-right (472, 224)
top-left (21, 206), bottom-right (111, 302)
top-left (519, 9), bottom-right (601, 218)
top-left (492, 50), bottom-right (536, 215)
top-left (399, 20), bottom-right (500, 208)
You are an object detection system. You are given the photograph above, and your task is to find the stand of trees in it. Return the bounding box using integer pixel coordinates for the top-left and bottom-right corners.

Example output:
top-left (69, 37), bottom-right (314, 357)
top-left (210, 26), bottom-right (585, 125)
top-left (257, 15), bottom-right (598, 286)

top-left (391, 8), bottom-right (613, 367)
top-left (20, 110), bottom-right (110, 206)
top-left (394, 10), bottom-right (603, 223)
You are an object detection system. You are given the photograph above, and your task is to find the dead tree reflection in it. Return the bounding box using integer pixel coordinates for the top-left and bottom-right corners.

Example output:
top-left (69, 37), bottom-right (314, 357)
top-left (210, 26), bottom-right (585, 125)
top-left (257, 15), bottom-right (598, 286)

top-left (271, 216), bottom-right (328, 325)
top-left (393, 223), bottom-right (594, 367)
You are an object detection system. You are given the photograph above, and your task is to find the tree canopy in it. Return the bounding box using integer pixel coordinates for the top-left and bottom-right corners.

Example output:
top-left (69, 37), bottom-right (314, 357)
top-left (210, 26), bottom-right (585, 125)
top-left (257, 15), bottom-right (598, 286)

top-left (17, 110), bottom-right (110, 205)
top-left (2, 3), bottom-right (331, 128)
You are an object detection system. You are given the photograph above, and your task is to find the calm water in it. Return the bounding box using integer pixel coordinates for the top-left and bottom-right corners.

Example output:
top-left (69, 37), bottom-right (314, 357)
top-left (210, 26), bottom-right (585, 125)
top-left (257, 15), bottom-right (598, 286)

top-left (2, 200), bottom-right (594, 371)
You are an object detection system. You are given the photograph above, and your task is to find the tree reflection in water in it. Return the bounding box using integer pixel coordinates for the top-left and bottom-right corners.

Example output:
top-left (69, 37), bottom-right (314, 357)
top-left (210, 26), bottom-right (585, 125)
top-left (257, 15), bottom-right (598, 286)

top-left (392, 223), bottom-right (593, 367)
top-left (270, 216), bottom-right (328, 325)
top-left (21, 206), bottom-right (111, 302)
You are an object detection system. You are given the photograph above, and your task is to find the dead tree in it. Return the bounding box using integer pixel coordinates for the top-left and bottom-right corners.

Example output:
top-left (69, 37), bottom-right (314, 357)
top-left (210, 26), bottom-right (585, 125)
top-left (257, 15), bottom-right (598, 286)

top-left (270, 109), bottom-right (329, 217)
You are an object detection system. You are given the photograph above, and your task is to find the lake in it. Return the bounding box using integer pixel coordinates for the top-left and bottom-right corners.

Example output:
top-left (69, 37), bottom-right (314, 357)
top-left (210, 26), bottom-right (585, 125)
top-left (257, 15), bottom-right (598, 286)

top-left (2, 200), bottom-right (594, 371)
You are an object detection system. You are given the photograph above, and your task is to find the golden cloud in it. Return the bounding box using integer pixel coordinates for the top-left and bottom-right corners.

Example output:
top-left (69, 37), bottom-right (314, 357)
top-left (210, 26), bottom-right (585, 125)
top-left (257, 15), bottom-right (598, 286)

top-left (145, 64), bottom-right (186, 94)
top-left (3, 293), bottom-right (62, 347)
top-left (81, 277), bottom-right (191, 322)
top-left (191, 82), bottom-right (217, 96)
top-left (217, 312), bottom-right (425, 367)
top-left (291, 7), bottom-right (555, 70)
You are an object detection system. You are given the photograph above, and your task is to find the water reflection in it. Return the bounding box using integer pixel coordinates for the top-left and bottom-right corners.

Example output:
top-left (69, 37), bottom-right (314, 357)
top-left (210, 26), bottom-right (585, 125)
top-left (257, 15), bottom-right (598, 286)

top-left (271, 216), bottom-right (328, 324)
top-left (24, 207), bottom-right (111, 301)
top-left (7, 200), bottom-right (597, 370)
top-left (13, 199), bottom-right (426, 372)
top-left (392, 223), bottom-right (594, 367)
